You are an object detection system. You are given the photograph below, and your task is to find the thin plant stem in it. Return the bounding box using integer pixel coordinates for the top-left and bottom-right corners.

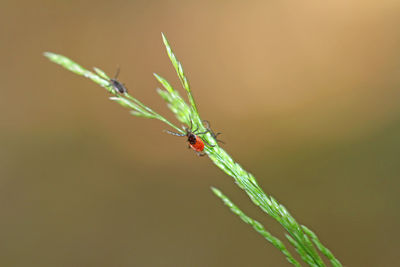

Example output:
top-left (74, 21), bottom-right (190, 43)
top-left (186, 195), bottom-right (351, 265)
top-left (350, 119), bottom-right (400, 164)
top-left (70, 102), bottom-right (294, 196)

top-left (44, 34), bottom-right (342, 267)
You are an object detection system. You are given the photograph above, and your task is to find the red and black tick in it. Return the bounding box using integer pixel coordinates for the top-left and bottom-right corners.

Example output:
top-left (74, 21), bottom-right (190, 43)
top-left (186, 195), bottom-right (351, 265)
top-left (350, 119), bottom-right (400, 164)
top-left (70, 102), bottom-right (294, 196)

top-left (165, 120), bottom-right (219, 156)
top-left (108, 68), bottom-right (127, 94)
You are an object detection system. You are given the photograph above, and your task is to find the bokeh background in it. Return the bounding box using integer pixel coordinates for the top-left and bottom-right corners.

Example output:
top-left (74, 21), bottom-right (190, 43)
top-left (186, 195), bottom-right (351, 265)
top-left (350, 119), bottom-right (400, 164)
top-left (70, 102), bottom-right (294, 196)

top-left (2, 0), bottom-right (400, 266)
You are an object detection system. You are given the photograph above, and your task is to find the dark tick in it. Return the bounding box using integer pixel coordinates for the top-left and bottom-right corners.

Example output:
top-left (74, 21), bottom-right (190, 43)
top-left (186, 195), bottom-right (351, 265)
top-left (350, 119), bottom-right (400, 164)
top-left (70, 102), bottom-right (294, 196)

top-left (109, 68), bottom-right (127, 94)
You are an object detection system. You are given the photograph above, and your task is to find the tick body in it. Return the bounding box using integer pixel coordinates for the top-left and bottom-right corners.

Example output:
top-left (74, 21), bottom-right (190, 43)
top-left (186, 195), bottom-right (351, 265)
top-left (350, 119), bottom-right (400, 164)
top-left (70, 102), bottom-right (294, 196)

top-left (188, 133), bottom-right (205, 152)
top-left (110, 79), bottom-right (127, 94)
top-left (165, 120), bottom-right (215, 156)
top-left (109, 68), bottom-right (127, 94)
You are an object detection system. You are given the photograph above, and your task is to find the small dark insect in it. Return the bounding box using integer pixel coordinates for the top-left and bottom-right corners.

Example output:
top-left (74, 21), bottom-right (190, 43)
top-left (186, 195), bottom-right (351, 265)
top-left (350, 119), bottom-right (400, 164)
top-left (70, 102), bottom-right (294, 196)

top-left (165, 119), bottom-right (216, 156)
top-left (109, 68), bottom-right (127, 94)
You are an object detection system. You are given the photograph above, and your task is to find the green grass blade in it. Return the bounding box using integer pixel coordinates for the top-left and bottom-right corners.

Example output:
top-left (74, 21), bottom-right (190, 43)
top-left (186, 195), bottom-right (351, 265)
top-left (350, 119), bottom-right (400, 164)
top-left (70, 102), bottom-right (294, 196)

top-left (154, 73), bottom-right (191, 125)
top-left (44, 34), bottom-right (342, 266)
top-left (161, 33), bottom-right (198, 116)
top-left (212, 187), bottom-right (302, 267)
top-left (44, 52), bottom-right (111, 91)
top-left (302, 226), bottom-right (342, 267)
top-left (44, 52), bottom-right (181, 132)
top-left (93, 67), bottom-right (110, 80)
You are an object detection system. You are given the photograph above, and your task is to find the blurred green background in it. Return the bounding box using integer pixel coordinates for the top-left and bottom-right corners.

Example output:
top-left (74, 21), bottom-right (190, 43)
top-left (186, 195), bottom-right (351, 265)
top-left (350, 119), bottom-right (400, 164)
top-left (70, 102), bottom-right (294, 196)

top-left (1, 0), bottom-right (400, 266)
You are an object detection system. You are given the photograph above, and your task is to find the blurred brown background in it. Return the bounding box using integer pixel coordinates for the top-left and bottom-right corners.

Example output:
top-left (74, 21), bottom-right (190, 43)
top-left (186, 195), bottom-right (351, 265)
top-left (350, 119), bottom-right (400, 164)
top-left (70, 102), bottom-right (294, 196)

top-left (1, 0), bottom-right (400, 266)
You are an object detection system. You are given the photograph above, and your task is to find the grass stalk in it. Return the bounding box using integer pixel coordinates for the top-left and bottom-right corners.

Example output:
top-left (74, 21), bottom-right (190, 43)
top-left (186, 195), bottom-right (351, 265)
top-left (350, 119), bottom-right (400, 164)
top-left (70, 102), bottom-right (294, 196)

top-left (44, 34), bottom-right (342, 266)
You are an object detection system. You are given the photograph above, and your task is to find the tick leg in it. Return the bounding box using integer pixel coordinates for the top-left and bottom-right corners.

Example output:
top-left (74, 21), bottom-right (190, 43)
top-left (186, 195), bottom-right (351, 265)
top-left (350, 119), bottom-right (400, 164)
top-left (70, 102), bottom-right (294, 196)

top-left (202, 120), bottom-right (211, 129)
top-left (114, 67), bottom-right (120, 79)
top-left (214, 133), bottom-right (225, 144)
top-left (201, 137), bottom-right (216, 147)
top-left (196, 129), bottom-right (210, 135)
top-left (202, 120), bottom-right (225, 144)
top-left (189, 117), bottom-right (193, 131)
top-left (164, 130), bottom-right (186, 137)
